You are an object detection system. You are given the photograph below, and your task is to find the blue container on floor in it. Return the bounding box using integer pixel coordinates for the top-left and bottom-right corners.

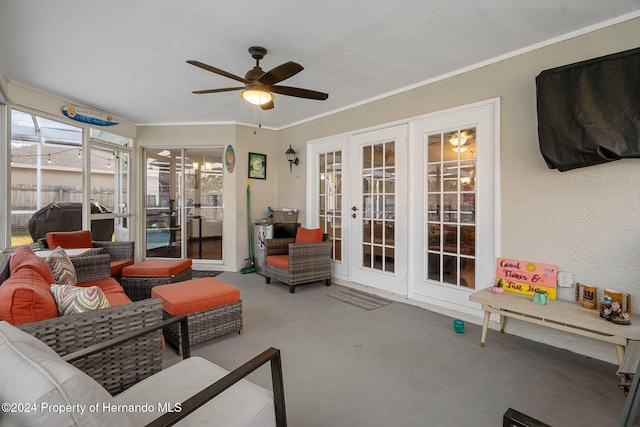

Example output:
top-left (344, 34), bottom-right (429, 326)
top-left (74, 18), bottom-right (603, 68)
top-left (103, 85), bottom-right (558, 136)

top-left (453, 319), bottom-right (465, 333)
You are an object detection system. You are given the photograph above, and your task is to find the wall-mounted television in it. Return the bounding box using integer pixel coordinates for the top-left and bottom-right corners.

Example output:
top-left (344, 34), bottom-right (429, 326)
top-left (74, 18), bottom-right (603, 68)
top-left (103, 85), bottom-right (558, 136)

top-left (536, 47), bottom-right (640, 172)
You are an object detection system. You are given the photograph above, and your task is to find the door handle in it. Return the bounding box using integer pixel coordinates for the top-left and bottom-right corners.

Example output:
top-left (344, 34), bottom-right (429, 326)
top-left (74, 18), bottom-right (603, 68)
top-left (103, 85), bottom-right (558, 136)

top-left (352, 206), bottom-right (358, 211)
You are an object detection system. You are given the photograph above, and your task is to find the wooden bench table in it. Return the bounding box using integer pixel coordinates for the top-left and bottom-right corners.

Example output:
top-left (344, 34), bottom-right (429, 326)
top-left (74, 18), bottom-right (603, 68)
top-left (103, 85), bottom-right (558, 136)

top-left (617, 340), bottom-right (640, 394)
top-left (469, 287), bottom-right (640, 364)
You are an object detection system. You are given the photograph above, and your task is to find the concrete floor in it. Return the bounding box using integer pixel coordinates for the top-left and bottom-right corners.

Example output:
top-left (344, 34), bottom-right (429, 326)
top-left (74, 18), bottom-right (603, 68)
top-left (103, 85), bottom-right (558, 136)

top-left (162, 272), bottom-right (633, 426)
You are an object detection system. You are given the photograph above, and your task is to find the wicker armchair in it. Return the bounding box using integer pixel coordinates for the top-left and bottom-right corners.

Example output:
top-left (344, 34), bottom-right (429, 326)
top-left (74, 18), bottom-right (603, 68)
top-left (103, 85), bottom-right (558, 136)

top-left (264, 234), bottom-right (332, 293)
top-left (43, 230), bottom-right (134, 278)
top-left (0, 253), bottom-right (164, 395)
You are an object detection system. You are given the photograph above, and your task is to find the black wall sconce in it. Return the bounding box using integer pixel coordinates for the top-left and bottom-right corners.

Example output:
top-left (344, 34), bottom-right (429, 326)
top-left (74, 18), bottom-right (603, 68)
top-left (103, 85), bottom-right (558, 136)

top-left (285, 144), bottom-right (299, 173)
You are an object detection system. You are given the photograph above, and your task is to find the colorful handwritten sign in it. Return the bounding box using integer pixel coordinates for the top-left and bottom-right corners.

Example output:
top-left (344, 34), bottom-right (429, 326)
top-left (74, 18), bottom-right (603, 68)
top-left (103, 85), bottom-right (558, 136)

top-left (495, 258), bottom-right (558, 300)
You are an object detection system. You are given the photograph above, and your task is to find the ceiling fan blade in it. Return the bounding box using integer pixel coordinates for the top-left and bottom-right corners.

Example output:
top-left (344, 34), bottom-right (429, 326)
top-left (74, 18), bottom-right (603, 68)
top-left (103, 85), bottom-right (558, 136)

top-left (187, 60), bottom-right (248, 84)
top-left (192, 87), bottom-right (245, 94)
top-left (258, 62), bottom-right (304, 86)
top-left (271, 85), bottom-right (329, 100)
top-left (260, 100), bottom-right (274, 110)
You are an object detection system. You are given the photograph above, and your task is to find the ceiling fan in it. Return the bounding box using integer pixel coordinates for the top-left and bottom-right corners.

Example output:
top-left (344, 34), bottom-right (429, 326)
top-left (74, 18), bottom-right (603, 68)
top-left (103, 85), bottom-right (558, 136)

top-left (187, 46), bottom-right (329, 110)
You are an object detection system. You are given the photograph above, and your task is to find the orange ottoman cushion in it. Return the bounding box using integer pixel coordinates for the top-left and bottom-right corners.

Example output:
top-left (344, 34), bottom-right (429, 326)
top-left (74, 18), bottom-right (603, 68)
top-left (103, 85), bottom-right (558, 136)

top-left (122, 259), bottom-right (192, 278)
top-left (151, 278), bottom-right (240, 316)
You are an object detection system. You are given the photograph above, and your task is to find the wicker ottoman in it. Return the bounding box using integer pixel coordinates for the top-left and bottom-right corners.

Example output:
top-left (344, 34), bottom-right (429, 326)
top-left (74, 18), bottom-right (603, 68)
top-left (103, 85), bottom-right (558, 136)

top-left (151, 277), bottom-right (243, 354)
top-left (121, 259), bottom-right (193, 301)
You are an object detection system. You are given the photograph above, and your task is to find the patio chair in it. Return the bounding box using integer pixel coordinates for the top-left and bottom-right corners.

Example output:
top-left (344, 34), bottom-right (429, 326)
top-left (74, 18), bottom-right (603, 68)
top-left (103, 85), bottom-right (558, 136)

top-left (264, 227), bottom-right (332, 293)
top-left (44, 230), bottom-right (134, 278)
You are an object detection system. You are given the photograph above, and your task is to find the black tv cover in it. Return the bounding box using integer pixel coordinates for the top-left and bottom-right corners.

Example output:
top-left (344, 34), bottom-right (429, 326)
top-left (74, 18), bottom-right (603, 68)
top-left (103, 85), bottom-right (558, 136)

top-left (536, 47), bottom-right (640, 171)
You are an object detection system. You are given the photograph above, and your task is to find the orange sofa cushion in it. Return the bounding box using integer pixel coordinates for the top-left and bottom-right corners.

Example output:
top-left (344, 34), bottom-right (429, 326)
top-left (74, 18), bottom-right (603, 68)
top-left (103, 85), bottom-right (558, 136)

top-left (151, 278), bottom-right (240, 316)
top-left (46, 230), bottom-right (94, 250)
top-left (77, 277), bottom-right (132, 306)
top-left (78, 277), bottom-right (126, 294)
top-left (266, 255), bottom-right (289, 269)
top-left (295, 227), bottom-right (323, 243)
top-left (9, 246), bottom-right (56, 285)
top-left (104, 291), bottom-right (133, 307)
top-left (110, 259), bottom-right (134, 276)
top-left (0, 269), bottom-right (58, 325)
top-left (122, 259), bottom-right (192, 278)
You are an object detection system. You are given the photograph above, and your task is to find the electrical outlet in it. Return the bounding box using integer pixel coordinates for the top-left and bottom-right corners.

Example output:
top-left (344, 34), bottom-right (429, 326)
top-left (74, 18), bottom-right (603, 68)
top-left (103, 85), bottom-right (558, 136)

top-left (558, 271), bottom-right (574, 288)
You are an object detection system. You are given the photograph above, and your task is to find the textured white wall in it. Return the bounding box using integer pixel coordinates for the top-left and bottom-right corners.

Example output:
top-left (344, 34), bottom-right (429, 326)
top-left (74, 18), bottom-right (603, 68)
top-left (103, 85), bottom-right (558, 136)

top-left (278, 17), bottom-right (640, 363)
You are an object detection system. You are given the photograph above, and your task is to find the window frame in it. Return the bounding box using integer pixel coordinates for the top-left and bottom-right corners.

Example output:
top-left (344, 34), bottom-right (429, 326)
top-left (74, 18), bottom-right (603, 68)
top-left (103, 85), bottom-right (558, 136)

top-left (4, 106), bottom-right (133, 248)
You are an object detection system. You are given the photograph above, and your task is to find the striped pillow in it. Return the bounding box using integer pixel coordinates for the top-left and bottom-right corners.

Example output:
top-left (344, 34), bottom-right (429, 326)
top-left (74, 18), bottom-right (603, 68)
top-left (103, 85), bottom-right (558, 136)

top-left (45, 247), bottom-right (77, 286)
top-left (50, 285), bottom-right (110, 315)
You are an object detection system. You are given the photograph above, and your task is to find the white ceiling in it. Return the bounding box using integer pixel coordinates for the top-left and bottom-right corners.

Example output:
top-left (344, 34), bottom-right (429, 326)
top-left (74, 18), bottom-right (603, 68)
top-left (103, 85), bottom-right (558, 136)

top-left (0, 1), bottom-right (638, 129)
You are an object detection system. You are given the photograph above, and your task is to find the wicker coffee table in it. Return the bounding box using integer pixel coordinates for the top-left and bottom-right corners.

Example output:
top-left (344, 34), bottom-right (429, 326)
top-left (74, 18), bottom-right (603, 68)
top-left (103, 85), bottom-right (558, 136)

top-left (151, 277), bottom-right (243, 354)
top-left (120, 259), bottom-right (193, 301)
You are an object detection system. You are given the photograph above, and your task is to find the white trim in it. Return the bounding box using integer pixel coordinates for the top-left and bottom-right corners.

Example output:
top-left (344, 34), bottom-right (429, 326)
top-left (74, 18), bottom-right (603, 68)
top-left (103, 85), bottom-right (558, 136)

top-left (492, 98), bottom-right (502, 261)
top-left (0, 103), bottom-right (7, 248)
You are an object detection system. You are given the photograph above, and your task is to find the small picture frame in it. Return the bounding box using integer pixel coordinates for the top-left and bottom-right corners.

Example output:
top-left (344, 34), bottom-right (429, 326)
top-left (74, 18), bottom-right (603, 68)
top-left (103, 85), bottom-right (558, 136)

top-left (248, 152), bottom-right (267, 180)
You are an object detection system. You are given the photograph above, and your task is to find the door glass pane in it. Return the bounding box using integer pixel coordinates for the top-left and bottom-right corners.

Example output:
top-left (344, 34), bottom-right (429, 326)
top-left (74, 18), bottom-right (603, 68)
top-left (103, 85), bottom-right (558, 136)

top-left (146, 149), bottom-right (182, 258)
top-left (317, 149), bottom-right (342, 261)
top-left (89, 147), bottom-right (117, 239)
top-left (361, 141), bottom-right (395, 272)
top-left (89, 129), bottom-right (132, 242)
top-left (185, 148), bottom-right (224, 261)
top-left (425, 128), bottom-right (477, 288)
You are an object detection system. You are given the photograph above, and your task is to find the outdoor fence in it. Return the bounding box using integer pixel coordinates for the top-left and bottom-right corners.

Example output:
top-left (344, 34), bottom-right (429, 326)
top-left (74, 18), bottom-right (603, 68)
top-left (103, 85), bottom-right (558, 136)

top-left (11, 184), bottom-right (114, 230)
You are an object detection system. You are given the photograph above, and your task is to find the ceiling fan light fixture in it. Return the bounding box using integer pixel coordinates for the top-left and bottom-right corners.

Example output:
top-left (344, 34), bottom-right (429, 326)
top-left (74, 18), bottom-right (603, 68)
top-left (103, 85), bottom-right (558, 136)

top-left (240, 89), bottom-right (273, 106)
top-left (449, 132), bottom-right (468, 147)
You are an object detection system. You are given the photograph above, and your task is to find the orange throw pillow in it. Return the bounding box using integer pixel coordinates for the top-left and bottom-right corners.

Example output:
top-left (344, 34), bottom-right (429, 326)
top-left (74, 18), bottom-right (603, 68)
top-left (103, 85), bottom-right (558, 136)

top-left (295, 227), bottom-right (323, 243)
top-left (10, 246), bottom-right (56, 285)
top-left (0, 269), bottom-right (58, 325)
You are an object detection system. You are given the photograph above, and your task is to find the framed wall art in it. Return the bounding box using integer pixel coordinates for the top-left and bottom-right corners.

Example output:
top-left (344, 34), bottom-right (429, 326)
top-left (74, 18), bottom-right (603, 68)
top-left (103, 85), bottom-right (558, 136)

top-left (248, 152), bottom-right (267, 179)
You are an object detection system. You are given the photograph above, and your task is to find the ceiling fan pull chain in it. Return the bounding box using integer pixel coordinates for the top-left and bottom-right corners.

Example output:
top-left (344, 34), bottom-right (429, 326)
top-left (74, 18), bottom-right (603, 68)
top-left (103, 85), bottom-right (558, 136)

top-left (253, 105), bottom-right (262, 134)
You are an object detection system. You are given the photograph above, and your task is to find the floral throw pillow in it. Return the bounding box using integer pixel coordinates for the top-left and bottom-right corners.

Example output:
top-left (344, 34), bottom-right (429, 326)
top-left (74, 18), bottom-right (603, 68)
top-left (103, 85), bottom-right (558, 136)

top-left (50, 285), bottom-right (110, 315)
top-left (45, 247), bottom-right (77, 286)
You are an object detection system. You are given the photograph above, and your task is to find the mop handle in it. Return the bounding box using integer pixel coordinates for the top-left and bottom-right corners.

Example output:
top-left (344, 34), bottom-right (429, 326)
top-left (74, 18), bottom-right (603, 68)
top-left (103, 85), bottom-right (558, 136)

top-left (247, 179), bottom-right (254, 260)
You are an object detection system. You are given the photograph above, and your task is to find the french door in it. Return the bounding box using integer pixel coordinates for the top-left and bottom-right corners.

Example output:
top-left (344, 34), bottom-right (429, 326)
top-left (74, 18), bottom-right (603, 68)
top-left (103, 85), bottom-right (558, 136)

top-left (349, 125), bottom-right (408, 296)
top-left (409, 100), bottom-right (498, 310)
top-left (308, 99), bottom-right (498, 310)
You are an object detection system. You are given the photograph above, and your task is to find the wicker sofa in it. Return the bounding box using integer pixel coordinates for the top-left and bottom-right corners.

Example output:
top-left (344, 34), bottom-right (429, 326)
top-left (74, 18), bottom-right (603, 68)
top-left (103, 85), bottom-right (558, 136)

top-left (0, 249), bottom-right (163, 395)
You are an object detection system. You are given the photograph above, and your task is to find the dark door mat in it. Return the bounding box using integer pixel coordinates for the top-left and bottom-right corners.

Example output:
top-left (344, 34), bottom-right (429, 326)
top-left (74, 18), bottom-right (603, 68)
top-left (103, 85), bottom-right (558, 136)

top-left (328, 288), bottom-right (393, 310)
top-left (192, 270), bottom-right (223, 278)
